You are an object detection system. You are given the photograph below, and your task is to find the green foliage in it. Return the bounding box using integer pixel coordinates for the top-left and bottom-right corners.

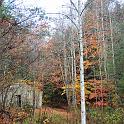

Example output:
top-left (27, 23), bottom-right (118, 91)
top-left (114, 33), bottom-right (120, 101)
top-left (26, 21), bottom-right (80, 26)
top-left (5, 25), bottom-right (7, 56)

top-left (43, 83), bottom-right (67, 108)
top-left (113, 3), bottom-right (124, 80)
top-left (118, 75), bottom-right (124, 103)
top-left (0, 4), bottom-right (11, 19)
top-left (112, 3), bottom-right (124, 105)
top-left (90, 107), bottom-right (124, 124)
top-left (104, 108), bottom-right (123, 124)
top-left (48, 113), bottom-right (67, 124)
top-left (115, 32), bottom-right (124, 80)
top-left (43, 83), bottom-right (55, 105)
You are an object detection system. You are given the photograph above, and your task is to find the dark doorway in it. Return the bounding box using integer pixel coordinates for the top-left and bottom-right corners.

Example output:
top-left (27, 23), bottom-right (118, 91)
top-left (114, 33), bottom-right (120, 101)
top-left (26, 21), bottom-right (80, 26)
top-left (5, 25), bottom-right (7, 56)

top-left (16, 95), bottom-right (21, 107)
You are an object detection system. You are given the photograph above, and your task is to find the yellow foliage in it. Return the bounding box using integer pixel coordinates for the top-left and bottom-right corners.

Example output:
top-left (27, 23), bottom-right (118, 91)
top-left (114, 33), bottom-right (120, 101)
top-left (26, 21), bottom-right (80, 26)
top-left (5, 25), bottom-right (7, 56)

top-left (84, 60), bottom-right (92, 69)
top-left (61, 76), bottom-right (94, 104)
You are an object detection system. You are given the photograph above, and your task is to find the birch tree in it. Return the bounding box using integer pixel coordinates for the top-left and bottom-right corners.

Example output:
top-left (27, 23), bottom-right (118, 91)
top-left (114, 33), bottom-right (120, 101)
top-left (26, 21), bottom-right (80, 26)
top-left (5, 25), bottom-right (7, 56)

top-left (78, 0), bottom-right (86, 123)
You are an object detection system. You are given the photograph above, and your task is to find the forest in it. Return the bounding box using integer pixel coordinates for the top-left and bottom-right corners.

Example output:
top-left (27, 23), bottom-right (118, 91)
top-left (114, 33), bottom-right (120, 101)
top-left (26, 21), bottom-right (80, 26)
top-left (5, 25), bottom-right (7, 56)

top-left (0, 0), bottom-right (124, 124)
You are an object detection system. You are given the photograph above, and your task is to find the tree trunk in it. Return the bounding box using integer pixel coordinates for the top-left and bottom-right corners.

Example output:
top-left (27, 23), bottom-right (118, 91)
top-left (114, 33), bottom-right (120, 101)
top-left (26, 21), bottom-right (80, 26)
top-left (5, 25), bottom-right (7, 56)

top-left (78, 0), bottom-right (86, 123)
top-left (70, 5), bottom-right (77, 107)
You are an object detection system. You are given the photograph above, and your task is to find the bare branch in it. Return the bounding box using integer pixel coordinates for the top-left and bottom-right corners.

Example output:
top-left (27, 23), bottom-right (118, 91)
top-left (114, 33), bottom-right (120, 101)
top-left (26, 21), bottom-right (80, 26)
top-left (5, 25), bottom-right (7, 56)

top-left (46, 13), bottom-right (78, 30)
top-left (80, 0), bottom-right (94, 16)
top-left (70, 0), bottom-right (78, 13)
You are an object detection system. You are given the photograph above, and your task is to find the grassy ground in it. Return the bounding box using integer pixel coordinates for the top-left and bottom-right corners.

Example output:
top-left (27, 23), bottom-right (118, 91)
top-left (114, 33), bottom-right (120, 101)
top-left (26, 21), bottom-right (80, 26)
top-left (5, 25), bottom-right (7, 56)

top-left (1, 106), bottom-right (123, 124)
top-left (15, 107), bottom-right (81, 124)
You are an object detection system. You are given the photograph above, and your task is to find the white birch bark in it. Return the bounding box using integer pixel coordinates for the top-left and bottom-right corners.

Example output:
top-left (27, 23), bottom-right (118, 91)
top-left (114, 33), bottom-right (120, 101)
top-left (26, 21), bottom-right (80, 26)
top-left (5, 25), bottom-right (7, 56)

top-left (78, 0), bottom-right (86, 123)
top-left (63, 24), bottom-right (70, 106)
top-left (69, 4), bottom-right (77, 107)
top-left (109, 14), bottom-right (116, 77)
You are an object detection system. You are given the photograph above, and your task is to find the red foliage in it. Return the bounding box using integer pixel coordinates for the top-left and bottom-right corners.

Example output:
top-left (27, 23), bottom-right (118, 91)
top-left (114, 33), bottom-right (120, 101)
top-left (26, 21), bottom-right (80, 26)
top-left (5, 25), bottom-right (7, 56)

top-left (95, 101), bottom-right (108, 107)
